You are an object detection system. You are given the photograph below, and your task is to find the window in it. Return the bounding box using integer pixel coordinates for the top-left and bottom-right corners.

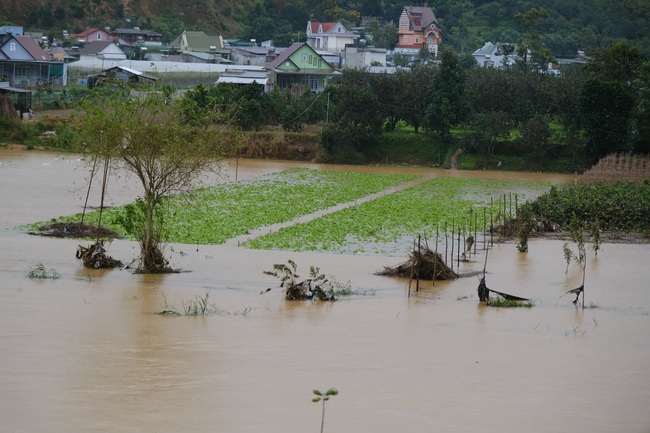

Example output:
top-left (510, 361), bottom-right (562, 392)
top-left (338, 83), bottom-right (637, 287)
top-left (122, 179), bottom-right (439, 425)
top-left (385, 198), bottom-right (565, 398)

top-left (302, 53), bottom-right (307, 62)
top-left (14, 64), bottom-right (29, 83)
top-left (97, 33), bottom-right (102, 40)
top-left (302, 75), bottom-right (319, 91)
top-left (9, 42), bottom-right (16, 52)
top-left (278, 75), bottom-right (295, 89)
top-left (415, 36), bottom-right (419, 44)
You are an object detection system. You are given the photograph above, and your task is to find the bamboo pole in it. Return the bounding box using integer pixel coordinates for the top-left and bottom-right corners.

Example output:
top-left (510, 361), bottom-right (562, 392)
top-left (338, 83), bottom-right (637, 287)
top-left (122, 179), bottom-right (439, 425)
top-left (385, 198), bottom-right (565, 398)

top-left (483, 206), bottom-right (486, 251)
top-left (457, 227), bottom-right (461, 268)
top-left (416, 234), bottom-right (421, 292)
top-left (450, 220), bottom-right (455, 271)
top-left (434, 225), bottom-right (439, 287)
top-left (445, 221), bottom-right (449, 266)
top-left (490, 199), bottom-right (494, 247)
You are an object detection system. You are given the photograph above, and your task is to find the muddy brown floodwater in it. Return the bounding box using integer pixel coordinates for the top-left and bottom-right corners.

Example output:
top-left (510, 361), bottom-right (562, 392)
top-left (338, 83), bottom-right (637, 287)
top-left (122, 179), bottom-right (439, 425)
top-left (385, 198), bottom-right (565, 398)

top-left (1, 149), bottom-right (649, 433)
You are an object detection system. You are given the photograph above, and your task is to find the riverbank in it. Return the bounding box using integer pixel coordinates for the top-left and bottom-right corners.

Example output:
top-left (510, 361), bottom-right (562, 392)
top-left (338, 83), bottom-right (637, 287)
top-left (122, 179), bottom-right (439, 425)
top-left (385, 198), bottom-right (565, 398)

top-left (4, 108), bottom-right (586, 173)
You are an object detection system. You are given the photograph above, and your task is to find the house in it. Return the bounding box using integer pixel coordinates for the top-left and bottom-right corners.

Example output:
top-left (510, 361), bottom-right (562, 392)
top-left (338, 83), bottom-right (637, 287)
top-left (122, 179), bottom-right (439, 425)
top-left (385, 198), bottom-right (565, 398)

top-left (216, 70), bottom-right (270, 92)
top-left (111, 28), bottom-right (163, 46)
top-left (1, 26), bottom-right (23, 45)
top-left (231, 46), bottom-right (282, 66)
top-left (265, 42), bottom-right (337, 93)
top-left (78, 40), bottom-right (127, 61)
top-left (394, 6), bottom-right (442, 62)
top-left (87, 65), bottom-right (158, 88)
top-left (77, 27), bottom-right (113, 44)
top-left (306, 21), bottom-right (358, 52)
top-left (0, 35), bottom-right (67, 87)
top-left (49, 46), bottom-right (67, 62)
top-left (170, 31), bottom-right (230, 61)
top-left (471, 41), bottom-right (515, 69)
top-left (344, 44), bottom-right (388, 67)
top-left (182, 51), bottom-right (219, 64)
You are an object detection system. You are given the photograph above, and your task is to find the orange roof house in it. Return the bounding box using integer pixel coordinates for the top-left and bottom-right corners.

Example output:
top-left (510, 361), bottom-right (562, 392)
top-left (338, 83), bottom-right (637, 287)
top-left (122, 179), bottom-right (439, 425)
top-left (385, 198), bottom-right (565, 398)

top-left (394, 6), bottom-right (442, 61)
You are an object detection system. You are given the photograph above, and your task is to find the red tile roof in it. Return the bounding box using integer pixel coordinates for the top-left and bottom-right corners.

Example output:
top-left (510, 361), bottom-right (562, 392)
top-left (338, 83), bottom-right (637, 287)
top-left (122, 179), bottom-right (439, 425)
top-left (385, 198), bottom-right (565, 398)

top-left (309, 22), bottom-right (338, 34)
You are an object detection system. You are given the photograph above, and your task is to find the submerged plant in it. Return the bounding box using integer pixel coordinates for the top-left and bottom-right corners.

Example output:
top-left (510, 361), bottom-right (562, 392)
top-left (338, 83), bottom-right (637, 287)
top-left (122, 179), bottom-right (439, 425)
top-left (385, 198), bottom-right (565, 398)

top-left (591, 219), bottom-right (601, 257)
top-left (312, 388), bottom-right (338, 433)
top-left (26, 263), bottom-right (61, 279)
top-left (562, 242), bottom-right (573, 273)
top-left (264, 261), bottom-right (349, 301)
top-left (158, 292), bottom-right (251, 317)
top-left (564, 213), bottom-right (588, 308)
top-left (489, 297), bottom-right (534, 308)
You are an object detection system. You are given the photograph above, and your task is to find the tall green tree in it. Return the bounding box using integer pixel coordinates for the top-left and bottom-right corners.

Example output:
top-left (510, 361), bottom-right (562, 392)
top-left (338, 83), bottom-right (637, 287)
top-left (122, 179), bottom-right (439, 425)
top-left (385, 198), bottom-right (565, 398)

top-left (579, 78), bottom-right (635, 160)
top-left (514, 7), bottom-right (555, 72)
top-left (585, 41), bottom-right (647, 86)
top-left (393, 64), bottom-right (437, 133)
top-left (632, 61), bottom-right (650, 153)
top-left (424, 49), bottom-right (467, 138)
top-left (319, 80), bottom-right (382, 162)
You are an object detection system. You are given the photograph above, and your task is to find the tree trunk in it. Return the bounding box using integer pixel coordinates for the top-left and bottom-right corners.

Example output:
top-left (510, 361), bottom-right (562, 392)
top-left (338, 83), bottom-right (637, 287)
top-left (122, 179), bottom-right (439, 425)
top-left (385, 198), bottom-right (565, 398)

top-left (140, 192), bottom-right (168, 273)
top-left (143, 193), bottom-right (156, 271)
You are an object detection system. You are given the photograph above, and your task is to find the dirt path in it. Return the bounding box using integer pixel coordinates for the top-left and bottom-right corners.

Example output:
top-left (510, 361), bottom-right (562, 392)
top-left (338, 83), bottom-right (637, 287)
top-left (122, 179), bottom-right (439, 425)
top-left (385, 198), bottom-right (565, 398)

top-left (450, 148), bottom-right (463, 169)
top-left (225, 175), bottom-right (432, 247)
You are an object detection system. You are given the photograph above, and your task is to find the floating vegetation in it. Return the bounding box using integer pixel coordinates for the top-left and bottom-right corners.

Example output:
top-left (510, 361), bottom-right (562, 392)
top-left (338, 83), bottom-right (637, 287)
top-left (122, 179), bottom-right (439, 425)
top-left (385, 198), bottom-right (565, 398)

top-left (26, 263), bottom-right (61, 279)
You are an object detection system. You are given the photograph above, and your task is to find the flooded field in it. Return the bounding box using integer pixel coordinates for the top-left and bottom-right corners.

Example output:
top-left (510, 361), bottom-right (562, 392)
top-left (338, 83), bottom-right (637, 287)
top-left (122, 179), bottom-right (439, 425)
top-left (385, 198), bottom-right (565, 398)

top-left (1, 149), bottom-right (649, 433)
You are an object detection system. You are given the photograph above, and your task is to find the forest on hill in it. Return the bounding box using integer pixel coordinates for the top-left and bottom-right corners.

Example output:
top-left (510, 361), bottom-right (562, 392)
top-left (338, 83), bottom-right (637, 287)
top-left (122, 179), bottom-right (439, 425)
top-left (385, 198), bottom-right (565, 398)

top-left (1, 0), bottom-right (649, 57)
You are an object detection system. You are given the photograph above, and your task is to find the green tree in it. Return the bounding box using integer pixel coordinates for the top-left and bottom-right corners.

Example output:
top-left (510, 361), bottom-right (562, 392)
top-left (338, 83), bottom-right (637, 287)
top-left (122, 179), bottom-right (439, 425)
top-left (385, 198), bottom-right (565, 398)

top-left (579, 78), bottom-right (635, 160)
top-left (74, 91), bottom-right (222, 273)
top-left (465, 110), bottom-right (513, 155)
top-left (519, 114), bottom-right (552, 156)
top-left (633, 62), bottom-right (650, 153)
top-left (514, 7), bottom-right (554, 72)
top-left (424, 49), bottom-right (467, 137)
top-left (319, 80), bottom-right (382, 162)
top-left (585, 41), bottom-right (647, 86)
top-left (393, 64), bottom-right (437, 133)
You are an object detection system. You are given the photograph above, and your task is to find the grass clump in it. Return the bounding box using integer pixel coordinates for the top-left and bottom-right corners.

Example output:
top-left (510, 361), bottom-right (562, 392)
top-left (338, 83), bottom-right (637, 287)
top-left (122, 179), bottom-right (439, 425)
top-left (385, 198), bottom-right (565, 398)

top-left (489, 297), bottom-right (535, 308)
top-left (26, 263), bottom-right (61, 279)
top-left (159, 292), bottom-right (252, 317)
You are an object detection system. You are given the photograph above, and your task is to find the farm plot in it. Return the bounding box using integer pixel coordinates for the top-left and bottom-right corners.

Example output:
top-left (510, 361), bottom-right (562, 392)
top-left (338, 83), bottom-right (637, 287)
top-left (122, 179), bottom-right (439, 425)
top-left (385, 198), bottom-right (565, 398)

top-left (27, 168), bottom-right (418, 245)
top-left (246, 177), bottom-right (552, 255)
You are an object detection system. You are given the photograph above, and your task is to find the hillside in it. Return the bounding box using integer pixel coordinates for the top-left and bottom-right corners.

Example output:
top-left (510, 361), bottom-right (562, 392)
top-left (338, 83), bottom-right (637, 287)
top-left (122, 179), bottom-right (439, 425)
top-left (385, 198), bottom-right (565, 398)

top-left (1, 0), bottom-right (649, 57)
top-left (0, 0), bottom-right (255, 39)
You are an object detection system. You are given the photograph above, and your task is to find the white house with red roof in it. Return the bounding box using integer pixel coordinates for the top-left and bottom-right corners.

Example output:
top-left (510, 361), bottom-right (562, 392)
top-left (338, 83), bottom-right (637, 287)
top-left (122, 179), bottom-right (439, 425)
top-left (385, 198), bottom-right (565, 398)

top-left (305, 21), bottom-right (358, 53)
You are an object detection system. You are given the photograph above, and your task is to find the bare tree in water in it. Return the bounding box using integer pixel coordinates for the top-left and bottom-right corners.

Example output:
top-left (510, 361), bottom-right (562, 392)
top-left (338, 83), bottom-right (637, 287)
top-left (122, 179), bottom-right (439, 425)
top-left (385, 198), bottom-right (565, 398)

top-left (74, 89), bottom-right (223, 273)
